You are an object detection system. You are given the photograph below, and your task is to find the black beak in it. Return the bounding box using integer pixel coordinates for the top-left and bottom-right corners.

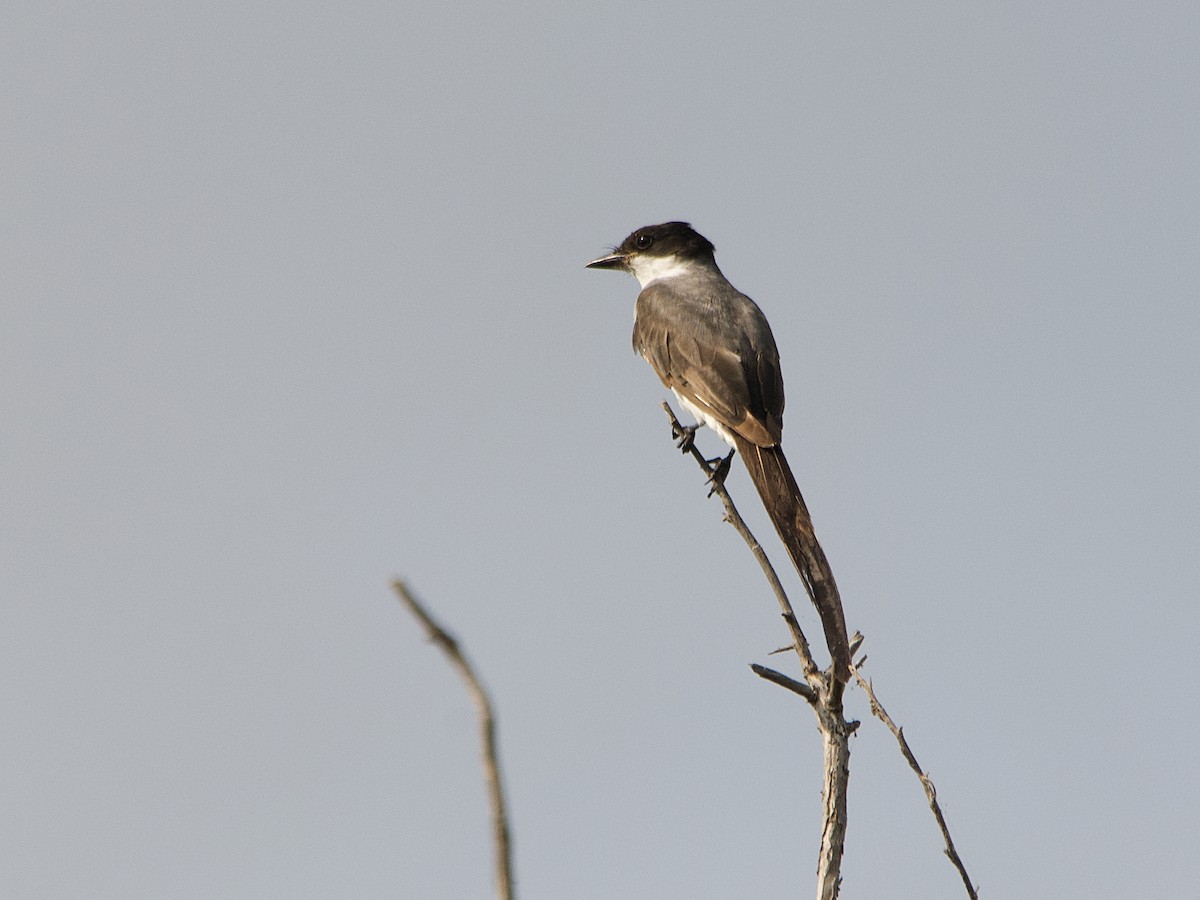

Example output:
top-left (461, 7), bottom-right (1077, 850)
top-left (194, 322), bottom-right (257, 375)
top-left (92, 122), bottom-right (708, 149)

top-left (585, 252), bottom-right (628, 270)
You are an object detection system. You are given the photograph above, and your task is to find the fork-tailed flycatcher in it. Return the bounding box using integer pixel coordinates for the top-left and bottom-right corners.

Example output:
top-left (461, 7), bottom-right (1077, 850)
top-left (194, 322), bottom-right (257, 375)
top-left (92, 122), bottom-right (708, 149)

top-left (587, 221), bottom-right (850, 677)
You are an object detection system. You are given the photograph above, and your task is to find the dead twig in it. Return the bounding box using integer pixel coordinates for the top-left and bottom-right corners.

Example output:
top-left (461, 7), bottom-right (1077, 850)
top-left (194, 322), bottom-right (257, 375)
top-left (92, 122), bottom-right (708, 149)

top-left (663, 402), bottom-right (850, 900)
top-left (394, 580), bottom-right (515, 900)
top-left (750, 663), bottom-right (817, 702)
top-left (663, 402), bottom-right (820, 678)
top-left (850, 656), bottom-right (978, 900)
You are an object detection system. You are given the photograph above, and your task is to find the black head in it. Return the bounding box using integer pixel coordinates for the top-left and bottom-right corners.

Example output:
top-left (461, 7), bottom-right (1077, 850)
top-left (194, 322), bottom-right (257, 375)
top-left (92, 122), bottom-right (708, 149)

top-left (586, 222), bottom-right (716, 271)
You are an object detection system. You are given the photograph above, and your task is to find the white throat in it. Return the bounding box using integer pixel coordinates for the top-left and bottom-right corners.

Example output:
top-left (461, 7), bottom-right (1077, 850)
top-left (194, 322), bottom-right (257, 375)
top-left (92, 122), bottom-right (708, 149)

top-left (628, 253), bottom-right (693, 288)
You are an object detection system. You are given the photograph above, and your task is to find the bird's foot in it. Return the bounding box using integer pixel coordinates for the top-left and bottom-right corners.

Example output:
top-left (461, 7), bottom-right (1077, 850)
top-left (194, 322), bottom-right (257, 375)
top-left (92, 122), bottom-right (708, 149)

top-left (705, 449), bottom-right (735, 495)
top-left (672, 422), bottom-right (700, 453)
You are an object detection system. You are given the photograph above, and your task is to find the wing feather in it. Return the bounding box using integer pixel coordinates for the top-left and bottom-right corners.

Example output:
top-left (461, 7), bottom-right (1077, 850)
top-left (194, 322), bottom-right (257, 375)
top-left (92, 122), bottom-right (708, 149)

top-left (632, 281), bottom-right (783, 447)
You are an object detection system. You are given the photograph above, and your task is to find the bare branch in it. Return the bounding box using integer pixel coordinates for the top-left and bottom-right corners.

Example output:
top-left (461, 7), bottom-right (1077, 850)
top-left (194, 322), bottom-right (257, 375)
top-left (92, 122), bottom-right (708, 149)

top-left (661, 402), bottom-right (849, 900)
top-left (394, 581), bottom-right (515, 900)
top-left (662, 402), bottom-right (977, 899)
top-left (751, 663), bottom-right (818, 702)
top-left (850, 656), bottom-right (978, 900)
top-left (661, 402), bottom-right (818, 678)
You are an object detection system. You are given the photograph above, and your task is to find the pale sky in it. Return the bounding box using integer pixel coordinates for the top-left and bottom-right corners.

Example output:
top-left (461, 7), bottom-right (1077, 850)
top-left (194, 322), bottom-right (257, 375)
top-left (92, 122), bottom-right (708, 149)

top-left (4, 3), bottom-right (1199, 898)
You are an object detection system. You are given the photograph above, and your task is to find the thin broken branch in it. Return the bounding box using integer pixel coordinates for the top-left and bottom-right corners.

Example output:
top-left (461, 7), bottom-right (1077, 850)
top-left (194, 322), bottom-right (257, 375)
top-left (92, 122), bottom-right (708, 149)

top-left (662, 402), bottom-right (849, 900)
top-left (662, 402), bottom-right (819, 679)
top-left (394, 580), bottom-right (515, 900)
top-left (751, 663), bottom-right (817, 702)
top-left (850, 657), bottom-right (978, 900)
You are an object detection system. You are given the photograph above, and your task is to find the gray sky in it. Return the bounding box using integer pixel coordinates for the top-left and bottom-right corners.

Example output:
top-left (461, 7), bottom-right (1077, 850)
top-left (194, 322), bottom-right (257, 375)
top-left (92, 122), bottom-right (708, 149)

top-left (4, 2), bottom-right (1198, 898)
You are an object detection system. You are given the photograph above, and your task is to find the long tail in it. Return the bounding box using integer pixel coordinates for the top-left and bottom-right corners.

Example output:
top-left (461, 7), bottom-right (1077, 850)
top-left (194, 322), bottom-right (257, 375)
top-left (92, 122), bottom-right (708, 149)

top-left (732, 434), bottom-right (850, 679)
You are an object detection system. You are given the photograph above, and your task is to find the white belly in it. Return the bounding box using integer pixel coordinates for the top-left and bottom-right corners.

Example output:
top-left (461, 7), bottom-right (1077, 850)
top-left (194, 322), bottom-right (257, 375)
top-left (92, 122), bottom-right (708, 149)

top-left (674, 389), bottom-right (738, 448)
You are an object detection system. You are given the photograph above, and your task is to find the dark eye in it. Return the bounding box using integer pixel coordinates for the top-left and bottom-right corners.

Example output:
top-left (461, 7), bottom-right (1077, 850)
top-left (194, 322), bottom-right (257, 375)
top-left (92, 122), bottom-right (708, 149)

top-left (635, 233), bottom-right (654, 250)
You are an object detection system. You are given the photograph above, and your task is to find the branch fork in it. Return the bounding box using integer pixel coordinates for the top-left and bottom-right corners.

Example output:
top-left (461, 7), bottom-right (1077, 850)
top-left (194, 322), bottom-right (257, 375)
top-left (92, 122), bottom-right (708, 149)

top-left (661, 401), bottom-right (977, 900)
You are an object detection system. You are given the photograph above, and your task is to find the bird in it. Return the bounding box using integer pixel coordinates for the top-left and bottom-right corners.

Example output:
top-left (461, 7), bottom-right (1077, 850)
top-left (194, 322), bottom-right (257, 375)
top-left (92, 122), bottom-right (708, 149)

top-left (586, 221), bottom-right (850, 677)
